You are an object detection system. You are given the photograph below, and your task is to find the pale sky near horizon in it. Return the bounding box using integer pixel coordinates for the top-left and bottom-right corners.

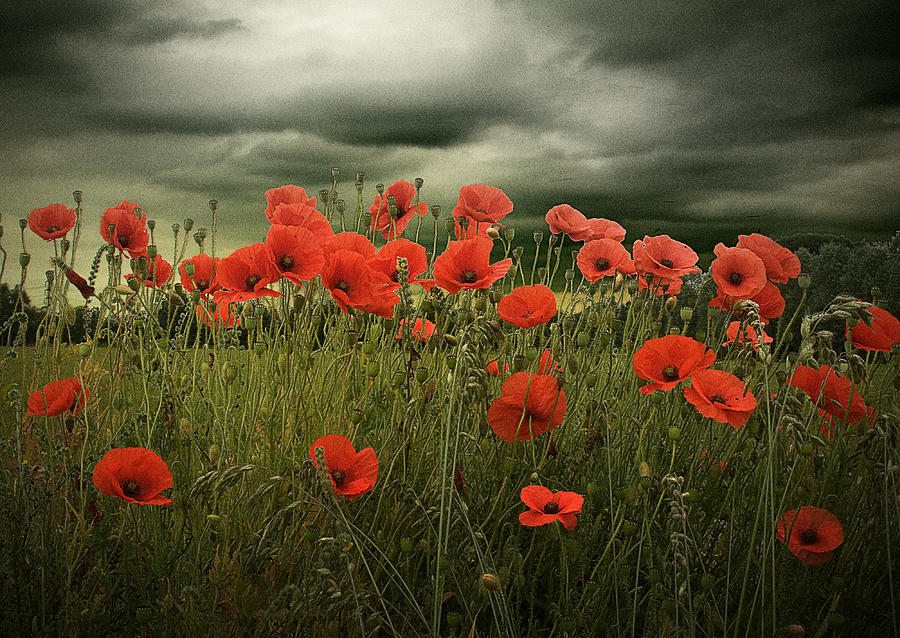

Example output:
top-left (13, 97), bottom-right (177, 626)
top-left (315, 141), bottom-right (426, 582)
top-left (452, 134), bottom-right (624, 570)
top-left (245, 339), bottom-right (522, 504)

top-left (2, 0), bottom-right (898, 296)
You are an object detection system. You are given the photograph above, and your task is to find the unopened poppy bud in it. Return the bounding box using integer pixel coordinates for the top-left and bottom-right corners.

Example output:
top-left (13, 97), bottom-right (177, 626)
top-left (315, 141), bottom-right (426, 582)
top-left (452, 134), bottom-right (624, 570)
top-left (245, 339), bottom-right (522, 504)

top-left (400, 538), bottom-right (414, 553)
top-left (366, 362), bottom-right (380, 377)
top-left (680, 307), bottom-right (693, 323)
top-left (797, 273), bottom-right (810, 289)
top-left (146, 244), bottom-right (158, 259)
top-left (489, 290), bottom-right (502, 303)
top-left (474, 296), bottom-right (487, 312)
top-left (78, 344), bottom-right (91, 358)
top-left (486, 226), bottom-right (500, 239)
top-left (529, 472), bottom-right (539, 482)
top-left (243, 317), bottom-right (257, 330)
top-left (18, 218), bottom-right (27, 230)
top-left (443, 334), bottom-right (458, 346)
top-left (208, 444), bottom-right (221, 465)
top-left (667, 426), bottom-right (681, 441)
top-left (665, 296), bottom-right (677, 312)
top-left (457, 310), bottom-right (469, 323)
top-left (781, 625), bottom-right (805, 637)
top-left (613, 273), bottom-right (625, 292)
top-left (60, 238), bottom-right (70, 254)
top-left (508, 265), bottom-right (517, 278)
top-left (444, 217), bottom-right (455, 235)
top-left (19, 252), bottom-right (30, 267)
top-left (584, 372), bottom-right (597, 387)
top-left (576, 332), bottom-right (589, 347)
top-left (513, 354), bottom-right (527, 371)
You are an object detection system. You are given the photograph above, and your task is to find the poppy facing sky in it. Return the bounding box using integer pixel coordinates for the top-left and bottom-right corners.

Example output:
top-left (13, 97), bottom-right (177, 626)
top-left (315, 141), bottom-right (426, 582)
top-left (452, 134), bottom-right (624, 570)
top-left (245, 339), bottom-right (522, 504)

top-left (632, 335), bottom-right (716, 394)
top-left (497, 284), bottom-right (557, 328)
top-left (518, 485), bottom-right (583, 530)
top-left (28, 203), bottom-right (77, 241)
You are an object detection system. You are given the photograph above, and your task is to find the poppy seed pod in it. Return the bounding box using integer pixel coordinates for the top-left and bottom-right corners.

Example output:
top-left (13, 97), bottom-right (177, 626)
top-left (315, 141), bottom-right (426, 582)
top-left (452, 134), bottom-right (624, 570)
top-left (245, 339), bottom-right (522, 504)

top-left (680, 307), bottom-right (693, 323)
top-left (146, 244), bottom-right (158, 259)
top-left (430, 204), bottom-right (440, 218)
top-left (18, 218), bottom-right (28, 230)
top-left (797, 273), bottom-right (811, 289)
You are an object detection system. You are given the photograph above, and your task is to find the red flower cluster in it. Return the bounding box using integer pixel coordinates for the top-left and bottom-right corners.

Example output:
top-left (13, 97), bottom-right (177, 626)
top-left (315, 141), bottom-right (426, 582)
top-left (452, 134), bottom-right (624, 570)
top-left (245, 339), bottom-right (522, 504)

top-left (497, 284), bottom-right (557, 328)
top-left (127, 254), bottom-right (172, 288)
top-left (396, 318), bottom-right (436, 342)
top-left (632, 335), bottom-right (716, 394)
top-left (847, 304), bottom-right (900, 352)
top-left (370, 180), bottom-right (429, 240)
top-left (452, 184), bottom-right (513, 226)
top-left (518, 485), bottom-right (583, 530)
top-left (28, 203), bottom-right (77, 240)
top-left (776, 506), bottom-right (844, 565)
top-left (722, 321), bottom-right (773, 350)
top-left (92, 447), bottom-right (174, 506)
top-left (545, 204), bottom-right (625, 243)
top-left (309, 434), bottom-right (378, 498)
top-left (488, 372), bottom-right (567, 441)
top-left (710, 243), bottom-right (767, 300)
top-left (27, 379), bottom-right (88, 416)
top-left (180, 254), bottom-right (221, 298)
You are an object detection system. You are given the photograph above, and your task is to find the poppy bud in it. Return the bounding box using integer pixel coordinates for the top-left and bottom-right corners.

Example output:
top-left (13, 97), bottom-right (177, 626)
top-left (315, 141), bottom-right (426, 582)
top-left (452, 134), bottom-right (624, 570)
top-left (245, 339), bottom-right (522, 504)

top-left (474, 296), bottom-right (487, 312)
top-left (78, 344), bottom-right (91, 358)
top-left (366, 362), bottom-right (380, 377)
top-left (486, 226), bottom-right (500, 239)
top-left (667, 426), bottom-right (681, 441)
top-left (576, 332), bottom-right (589, 347)
top-left (208, 444), bottom-right (221, 465)
top-left (797, 273), bottom-right (810, 289)
top-left (525, 347), bottom-right (538, 362)
top-left (60, 238), bottom-right (70, 254)
top-left (584, 372), bottom-right (597, 387)
top-left (400, 538), bottom-right (414, 553)
top-left (529, 472), bottom-right (539, 482)
top-left (665, 297), bottom-right (677, 312)
top-left (430, 204), bottom-right (440, 218)
top-left (513, 354), bottom-right (527, 371)
top-left (479, 573), bottom-right (502, 592)
top-left (621, 521), bottom-right (638, 537)
top-left (508, 265), bottom-right (517, 278)
top-left (19, 252), bottom-right (30, 267)
top-left (586, 482), bottom-right (600, 501)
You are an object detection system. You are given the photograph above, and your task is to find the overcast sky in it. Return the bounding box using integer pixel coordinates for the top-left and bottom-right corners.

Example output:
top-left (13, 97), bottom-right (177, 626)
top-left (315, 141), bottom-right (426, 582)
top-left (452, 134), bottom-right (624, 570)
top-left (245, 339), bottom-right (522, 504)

top-left (2, 0), bottom-right (897, 295)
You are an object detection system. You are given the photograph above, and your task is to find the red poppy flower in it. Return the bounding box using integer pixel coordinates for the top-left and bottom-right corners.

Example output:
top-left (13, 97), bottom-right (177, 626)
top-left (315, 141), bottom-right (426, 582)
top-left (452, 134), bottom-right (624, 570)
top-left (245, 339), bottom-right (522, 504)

top-left (488, 372), bottom-right (567, 442)
top-left (545, 204), bottom-right (590, 240)
top-left (847, 304), bottom-right (900, 352)
top-left (486, 358), bottom-right (510, 376)
top-left (126, 254), bottom-right (172, 288)
top-left (396, 318), bottom-right (436, 342)
top-left (28, 203), bottom-right (77, 240)
top-left (196, 302), bottom-right (239, 328)
top-left (433, 238), bottom-right (512, 294)
top-left (632, 235), bottom-right (700, 282)
top-left (576, 239), bottom-right (633, 283)
top-left (179, 254), bottom-right (221, 297)
top-left (497, 285), bottom-right (557, 328)
top-left (92, 447), bottom-right (174, 506)
top-left (368, 238), bottom-right (434, 289)
top-left (537, 349), bottom-right (561, 375)
top-left (683, 369), bottom-right (757, 428)
top-left (580, 217), bottom-right (626, 243)
top-left (264, 184), bottom-right (317, 220)
top-left (309, 434), bottom-right (378, 499)
top-left (776, 506), bottom-right (844, 565)
top-left (369, 180), bottom-right (429, 240)
top-left (27, 379), bottom-right (88, 416)
top-left (63, 266), bottom-right (95, 299)
top-left (518, 485), bottom-right (583, 530)
top-left (322, 249), bottom-right (399, 318)
top-left (212, 243), bottom-right (283, 304)
top-left (722, 321), bottom-right (773, 350)
top-left (736, 234), bottom-right (801, 284)
top-left (325, 231), bottom-right (377, 260)
top-left (100, 200), bottom-right (150, 257)
top-left (266, 224), bottom-right (324, 285)
top-left (632, 335), bottom-right (716, 394)
top-left (710, 280), bottom-right (785, 323)
top-left (710, 243), bottom-right (767, 300)
top-left (789, 364), bottom-right (868, 425)
top-left (267, 202), bottom-right (333, 241)
top-left (452, 184), bottom-right (514, 224)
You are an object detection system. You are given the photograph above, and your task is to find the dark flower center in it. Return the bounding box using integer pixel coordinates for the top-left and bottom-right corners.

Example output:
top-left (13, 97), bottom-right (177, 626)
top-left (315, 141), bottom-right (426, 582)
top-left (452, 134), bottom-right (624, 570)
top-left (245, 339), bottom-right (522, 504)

top-left (280, 255), bottom-right (294, 269)
top-left (122, 479), bottom-right (140, 497)
top-left (662, 365), bottom-right (680, 381)
top-left (331, 470), bottom-right (346, 485)
top-left (660, 258), bottom-right (674, 268)
top-left (594, 258), bottom-right (609, 271)
top-left (393, 206), bottom-right (407, 219)
top-left (119, 236), bottom-right (130, 248)
top-left (460, 269), bottom-right (478, 284)
top-left (543, 502), bottom-right (560, 514)
top-left (335, 279), bottom-right (351, 293)
top-left (246, 274), bottom-right (261, 289)
top-left (800, 529), bottom-right (818, 545)
top-left (196, 279), bottom-right (209, 290)
top-left (710, 394), bottom-right (726, 404)
top-left (730, 272), bottom-right (742, 285)
top-left (47, 225), bottom-right (60, 233)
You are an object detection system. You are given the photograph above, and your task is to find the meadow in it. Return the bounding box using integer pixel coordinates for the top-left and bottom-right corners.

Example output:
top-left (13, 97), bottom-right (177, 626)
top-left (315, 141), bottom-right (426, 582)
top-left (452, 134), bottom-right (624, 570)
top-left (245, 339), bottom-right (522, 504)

top-left (1, 176), bottom-right (898, 637)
